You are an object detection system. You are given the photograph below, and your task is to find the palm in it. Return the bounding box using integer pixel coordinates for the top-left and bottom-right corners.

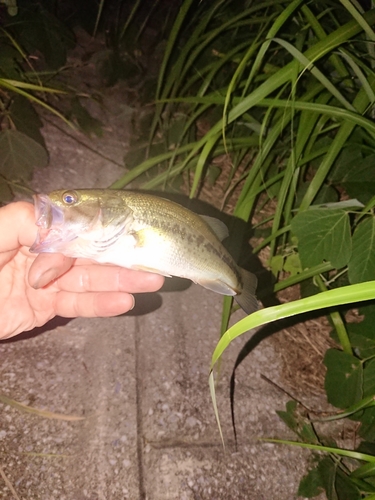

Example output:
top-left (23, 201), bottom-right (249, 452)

top-left (0, 249), bottom-right (55, 336)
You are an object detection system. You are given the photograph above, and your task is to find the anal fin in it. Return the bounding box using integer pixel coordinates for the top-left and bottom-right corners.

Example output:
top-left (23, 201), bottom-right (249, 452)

top-left (195, 278), bottom-right (237, 296)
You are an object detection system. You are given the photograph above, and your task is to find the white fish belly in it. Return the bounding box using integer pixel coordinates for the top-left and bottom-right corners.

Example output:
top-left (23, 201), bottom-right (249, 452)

top-left (91, 230), bottom-right (236, 286)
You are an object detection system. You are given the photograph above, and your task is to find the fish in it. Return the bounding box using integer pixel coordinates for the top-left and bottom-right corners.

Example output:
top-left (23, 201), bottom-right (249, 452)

top-left (30, 189), bottom-right (258, 314)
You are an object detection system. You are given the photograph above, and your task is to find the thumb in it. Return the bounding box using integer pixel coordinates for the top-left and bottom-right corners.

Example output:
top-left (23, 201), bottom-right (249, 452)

top-left (28, 253), bottom-right (75, 289)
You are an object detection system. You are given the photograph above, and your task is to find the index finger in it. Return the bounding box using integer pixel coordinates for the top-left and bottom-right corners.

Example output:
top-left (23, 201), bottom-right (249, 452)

top-left (0, 201), bottom-right (37, 250)
top-left (55, 264), bottom-right (165, 293)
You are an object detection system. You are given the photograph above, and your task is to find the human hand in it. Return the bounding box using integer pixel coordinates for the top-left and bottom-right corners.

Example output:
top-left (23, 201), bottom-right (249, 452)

top-left (0, 201), bottom-right (165, 340)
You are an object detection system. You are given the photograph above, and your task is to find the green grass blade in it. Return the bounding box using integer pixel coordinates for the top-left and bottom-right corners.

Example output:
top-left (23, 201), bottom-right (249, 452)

top-left (255, 99), bottom-right (375, 135)
top-left (338, 50), bottom-right (375, 104)
top-left (340, 0), bottom-right (375, 42)
top-left (158, 4), bottom-right (375, 201)
top-left (0, 79), bottom-right (74, 129)
top-left (273, 37), bottom-right (355, 111)
top-left (93, 0), bottom-right (106, 37)
top-left (316, 395), bottom-right (375, 422)
top-left (210, 281), bottom-right (375, 370)
top-left (351, 462), bottom-right (375, 479)
top-left (261, 438), bottom-right (375, 463)
top-left (244, 0), bottom-right (304, 93)
top-left (155, 0), bottom-right (196, 100)
top-left (301, 5), bottom-right (352, 82)
top-left (0, 78), bottom-right (66, 93)
top-left (180, 41), bottom-right (250, 97)
top-left (0, 465), bottom-right (21, 500)
top-left (209, 371), bottom-right (225, 447)
top-left (273, 262), bottom-right (335, 292)
top-left (315, 275), bottom-right (351, 355)
top-left (223, 8), bottom-right (375, 128)
top-left (110, 141), bottom-right (198, 189)
top-left (140, 138), bottom-right (260, 190)
top-left (299, 77), bottom-right (375, 211)
top-left (190, 134), bottom-right (221, 197)
top-left (0, 394), bottom-right (85, 421)
top-left (222, 37), bottom-right (263, 149)
top-left (233, 85), bottom-right (324, 221)
top-left (118, 0), bottom-right (143, 41)
top-left (149, 0), bottom-right (203, 140)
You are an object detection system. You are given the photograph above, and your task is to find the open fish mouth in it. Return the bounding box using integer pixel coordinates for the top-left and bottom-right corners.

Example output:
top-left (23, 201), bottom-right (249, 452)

top-left (34, 194), bottom-right (64, 229)
top-left (30, 194), bottom-right (70, 253)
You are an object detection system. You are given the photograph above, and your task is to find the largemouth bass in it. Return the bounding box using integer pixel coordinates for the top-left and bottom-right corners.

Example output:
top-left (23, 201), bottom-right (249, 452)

top-left (30, 189), bottom-right (258, 314)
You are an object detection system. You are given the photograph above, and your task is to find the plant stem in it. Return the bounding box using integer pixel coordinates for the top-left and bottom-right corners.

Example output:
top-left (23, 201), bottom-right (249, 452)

top-left (315, 275), bottom-right (352, 355)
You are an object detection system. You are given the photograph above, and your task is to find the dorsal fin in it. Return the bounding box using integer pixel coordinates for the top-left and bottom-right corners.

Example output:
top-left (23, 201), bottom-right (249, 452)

top-left (199, 215), bottom-right (229, 241)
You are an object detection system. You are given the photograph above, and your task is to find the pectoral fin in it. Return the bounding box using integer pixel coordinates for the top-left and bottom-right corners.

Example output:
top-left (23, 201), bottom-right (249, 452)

top-left (98, 204), bottom-right (134, 230)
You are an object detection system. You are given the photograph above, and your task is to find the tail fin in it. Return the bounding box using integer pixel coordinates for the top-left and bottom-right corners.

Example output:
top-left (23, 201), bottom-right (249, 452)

top-left (235, 268), bottom-right (258, 315)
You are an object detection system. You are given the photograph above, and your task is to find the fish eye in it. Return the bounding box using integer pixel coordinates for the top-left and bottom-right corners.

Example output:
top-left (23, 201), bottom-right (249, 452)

top-left (62, 191), bottom-right (78, 205)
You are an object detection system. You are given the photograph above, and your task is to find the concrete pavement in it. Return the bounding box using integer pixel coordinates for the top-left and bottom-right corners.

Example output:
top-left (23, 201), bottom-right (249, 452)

top-left (1, 283), bottom-right (313, 499)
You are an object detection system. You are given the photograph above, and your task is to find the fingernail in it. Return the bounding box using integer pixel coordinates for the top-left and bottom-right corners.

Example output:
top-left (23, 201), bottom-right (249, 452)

top-left (32, 268), bottom-right (59, 289)
top-left (130, 294), bottom-right (135, 310)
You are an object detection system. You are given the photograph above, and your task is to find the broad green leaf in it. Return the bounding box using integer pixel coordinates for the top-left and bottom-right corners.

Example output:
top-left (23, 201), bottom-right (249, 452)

top-left (315, 457), bottom-right (337, 500)
top-left (358, 407), bottom-right (375, 442)
top-left (324, 349), bottom-right (363, 409)
top-left (298, 460), bottom-right (325, 498)
top-left (330, 151), bottom-right (375, 204)
top-left (297, 452), bottom-right (361, 500)
top-left (276, 400), bottom-right (318, 444)
top-left (0, 45), bottom-right (23, 79)
top-left (348, 217), bottom-right (375, 284)
top-left (15, 9), bottom-right (75, 69)
top-left (283, 254), bottom-right (302, 276)
top-left (357, 304), bottom-right (375, 325)
top-left (364, 359), bottom-right (375, 400)
top-left (0, 130), bottom-right (48, 180)
top-left (334, 468), bottom-right (362, 500)
top-left (276, 400), bottom-right (299, 432)
top-left (269, 254), bottom-right (284, 276)
top-left (291, 209), bottom-right (351, 269)
top-left (347, 304), bottom-right (375, 358)
top-left (10, 95), bottom-right (45, 148)
top-left (328, 145), bottom-right (363, 183)
top-left (348, 333), bottom-right (375, 359)
top-left (343, 156), bottom-right (375, 205)
top-left (302, 457), bottom-right (361, 500)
